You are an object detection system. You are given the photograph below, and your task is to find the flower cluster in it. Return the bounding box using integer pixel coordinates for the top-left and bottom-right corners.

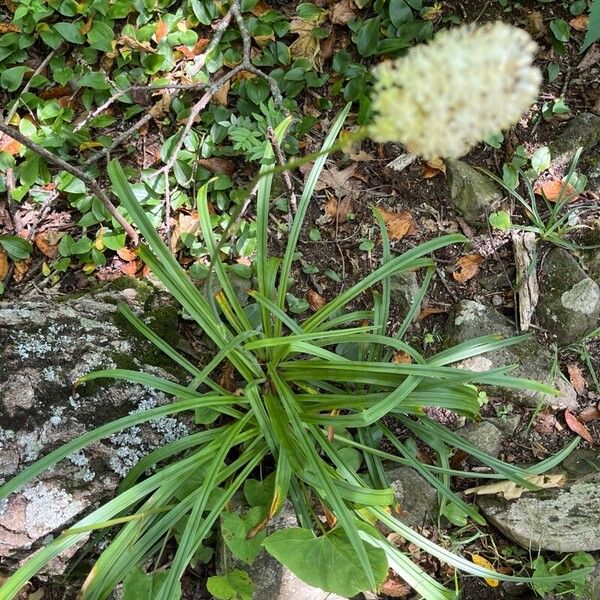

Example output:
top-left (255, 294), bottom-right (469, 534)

top-left (369, 22), bottom-right (542, 159)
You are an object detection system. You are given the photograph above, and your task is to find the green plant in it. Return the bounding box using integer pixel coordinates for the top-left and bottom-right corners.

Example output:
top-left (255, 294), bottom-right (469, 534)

top-left (485, 147), bottom-right (597, 252)
top-left (0, 112), bottom-right (592, 600)
top-left (531, 552), bottom-right (596, 597)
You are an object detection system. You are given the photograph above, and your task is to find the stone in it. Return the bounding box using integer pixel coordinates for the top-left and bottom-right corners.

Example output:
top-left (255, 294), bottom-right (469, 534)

top-left (457, 421), bottom-right (504, 458)
top-left (445, 159), bottom-right (502, 226)
top-left (217, 501), bottom-right (347, 600)
top-left (477, 474), bottom-right (600, 552)
top-left (386, 466), bottom-right (437, 527)
top-left (0, 281), bottom-right (190, 572)
top-left (561, 448), bottom-right (600, 477)
top-left (486, 414), bottom-right (521, 438)
top-left (445, 300), bottom-right (577, 409)
top-left (549, 112), bottom-right (600, 164)
top-left (536, 248), bottom-right (600, 345)
top-left (390, 271), bottom-right (420, 318)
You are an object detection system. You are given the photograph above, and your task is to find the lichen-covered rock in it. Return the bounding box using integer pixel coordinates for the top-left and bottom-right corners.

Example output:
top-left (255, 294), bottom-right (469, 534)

top-left (386, 466), bottom-right (437, 527)
top-left (0, 281), bottom-right (190, 572)
top-left (477, 474), bottom-right (600, 552)
top-left (536, 248), bottom-right (600, 344)
top-left (457, 421), bottom-right (505, 458)
top-left (549, 112), bottom-right (600, 164)
top-left (561, 448), bottom-right (600, 477)
top-left (217, 501), bottom-right (347, 600)
top-left (445, 159), bottom-right (502, 225)
top-left (445, 300), bottom-right (576, 409)
top-left (390, 271), bottom-right (419, 319)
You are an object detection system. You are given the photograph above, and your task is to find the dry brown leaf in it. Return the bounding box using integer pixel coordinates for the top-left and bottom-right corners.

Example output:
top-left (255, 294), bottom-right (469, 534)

top-left (40, 85), bottom-right (72, 100)
top-left (197, 157), bottom-right (236, 176)
top-left (176, 37), bottom-right (210, 59)
top-left (375, 208), bottom-right (417, 241)
top-left (307, 289), bottom-right (326, 311)
top-left (117, 247), bottom-right (138, 262)
top-left (0, 22), bottom-right (19, 33)
top-left (578, 43), bottom-right (600, 70)
top-left (315, 164), bottom-right (358, 197)
top-left (380, 573), bottom-right (411, 598)
top-left (569, 15), bottom-right (588, 31)
top-left (421, 157), bottom-right (446, 178)
top-left (148, 92), bottom-right (172, 119)
top-left (452, 254), bottom-right (484, 283)
top-left (418, 306), bottom-right (447, 320)
top-left (579, 406), bottom-right (600, 422)
top-left (120, 260), bottom-right (139, 277)
top-left (391, 351), bottom-right (412, 364)
top-left (289, 18), bottom-right (321, 68)
top-left (212, 80), bottom-right (230, 106)
top-left (170, 212), bottom-right (199, 252)
top-left (0, 247), bottom-right (8, 280)
top-left (12, 259), bottom-right (29, 282)
top-left (321, 196), bottom-right (353, 224)
top-left (348, 150), bottom-right (374, 162)
top-left (534, 179), bottom-right (578, 202)
top-left (565, 409), bottom-right (594, 444)
top-left (527, 10), bottom-right (546, 38)
top-left (567, 363), bottom-right (587, 395)
top-left (80, 15), bottom-right (93, 35)
top-left (155, 18), bottom-right (169, 42)
top-left (250, 0), bottom-right (271, 15)
top-left (34, 231), bottom-right (61, 259)
top-left (464, 473), bottom-right (566, 500)
top-left (534, 412), bottom-right (561, 435)
top-left (331, 0), bottom-right (357, 25)
top-left (116, 36), bottom-right (156, 53)
top-left (0, 131), bottom-right (21, 155)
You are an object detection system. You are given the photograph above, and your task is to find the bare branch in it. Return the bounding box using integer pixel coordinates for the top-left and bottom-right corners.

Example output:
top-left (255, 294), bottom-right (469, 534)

top-left (0, 120), bottom-right (139, 245)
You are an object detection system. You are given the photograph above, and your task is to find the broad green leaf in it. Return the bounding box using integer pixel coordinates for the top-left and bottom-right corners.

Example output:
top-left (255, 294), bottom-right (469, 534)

top-left (583, 0), bottom-right (600, 50)
top-left (207, 570), bottom-right (254, 600)
top-left (531, 146), bottom-right (551, 174)
top-left (0, 235), bottom-right (32, 260)
top-left (1, 66), bottom-right (30, 92)
top-left (244, 473), bottom-right (276, 508)
top-left (488, 210), bottom-right (511, 231)
top-left (262, 527), bottom-right (388, 597)
top-left (221, 507), bottom-right (267, 564)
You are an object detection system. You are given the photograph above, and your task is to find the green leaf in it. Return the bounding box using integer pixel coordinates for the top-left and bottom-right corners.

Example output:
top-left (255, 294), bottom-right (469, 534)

top-left (550, 19), bottom-right (570, 42)
top-left (583, 0), bottom-right (600, 50)
top-left (88, 20), bottom-right (114, 52)
top-left (1, 66), bottom-right (30, 92)
top-left (79, 71), bottom-right (110, 89)
top-left (488, 210), bottom-right (511, 231)
top-left (207, 570), bottom-right (254, 600)
top-left (262, 526), bottom-right (388, 597)
top-left (0, 235), bottom-right (33, 260)
top-left (221, 507), bottom-right (267, 564)
top-left (244, 473), bottom-right (275, 507)
top-left (123, 566), bottom-right (181, 600)
top-left (531, 146), bottom-right (551, 174)
top-left (353, 18), bottom-right (380, 57)
top-left (53, 22), bottom-right (85, 44)
top-left (389, 0), bottom-right (413, 29)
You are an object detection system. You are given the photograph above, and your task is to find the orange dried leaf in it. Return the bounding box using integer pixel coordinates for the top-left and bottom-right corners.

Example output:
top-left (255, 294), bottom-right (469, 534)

top-left (579, 406), bottom-right (600, 422)
top-left (80, 15), bottom-right (92, 35)
top-left (392, 351), bottom-right (412, 364)
top-left (307, 289), bottom-right (326, 311)
top-left (418, 306), bottom-right (447, 320)
top-left (0, 131), bottom-right (21, 155)
top-left (120, 260), bottom-right (139, 276)
top-left (470, 554), bottom-right (499, 588)
top-left (34, 232), bottom-right (60, 259)
top-left (40, 85), bottom-right (72, 100)
top-left (567, 363), bottom-right (586, 395)
top-left (565, 409), bottom-right (594, 444)
top-left (421, 157), bottom-right (446, 178)
top-left (0, 248), bottom-right (8, 280)
top-left (12, 259), bottom-right (29, 282)
top-left (380, 573), bottom-right (411, 598)
top-left (212, 80), bottom-right (230, 106)
top-left (569, 15), bottom-right (588, 31)
top-left (0, 23), bottom-right (19, 33)
top-left (117, 247), bottom-right (138, 262)
top-left (375, 208), bottom-right (417, 241)
top-left (155, 18), bottom-right (169, 43)
top-left (535, 179), bottom-right (577, 202)
top-left (452, 254), bottom-right (484, 283)
top-left (331, 0), bottom-right (357, 25)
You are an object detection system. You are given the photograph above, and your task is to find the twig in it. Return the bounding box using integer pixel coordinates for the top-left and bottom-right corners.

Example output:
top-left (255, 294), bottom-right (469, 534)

top-left (0, 120), bottom-right (139, 245)
top-left (266, 126), bottom-right (298, 223)
top-left (5, 45), bottom-right (62, 123)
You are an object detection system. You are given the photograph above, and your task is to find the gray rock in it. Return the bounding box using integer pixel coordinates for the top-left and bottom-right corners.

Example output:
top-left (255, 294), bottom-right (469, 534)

top-left (486, 415), bottom-right (521, 438)
top-left (584, 247), bottom-right (600, 287)
top-left (0, 281), bottom-right (190, 572)
top-left (445, 159), bottom-right (502, 225)
top-left (549, 112), bottom-right (600, 164)
top-left (390, 271), bottom-right (419, 318)
top-left (217, 501), bottom-right (347, 600)
top-left (478, 474), bottom-right (600, 552)
top-left (445, 300), bottom-right (577, 409)
top-left (457, 421), bottom-right (504, 458)
top-left (386, 466), bottom-right (437, 527)
top-left (562, 448), bottom-right (600, 477)
top-left (536, 248), bottom-right (600, 344)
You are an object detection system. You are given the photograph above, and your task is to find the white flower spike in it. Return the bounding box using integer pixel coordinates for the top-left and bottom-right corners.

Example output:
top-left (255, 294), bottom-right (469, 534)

top-left (369, 22), bottom-right (542, 159)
